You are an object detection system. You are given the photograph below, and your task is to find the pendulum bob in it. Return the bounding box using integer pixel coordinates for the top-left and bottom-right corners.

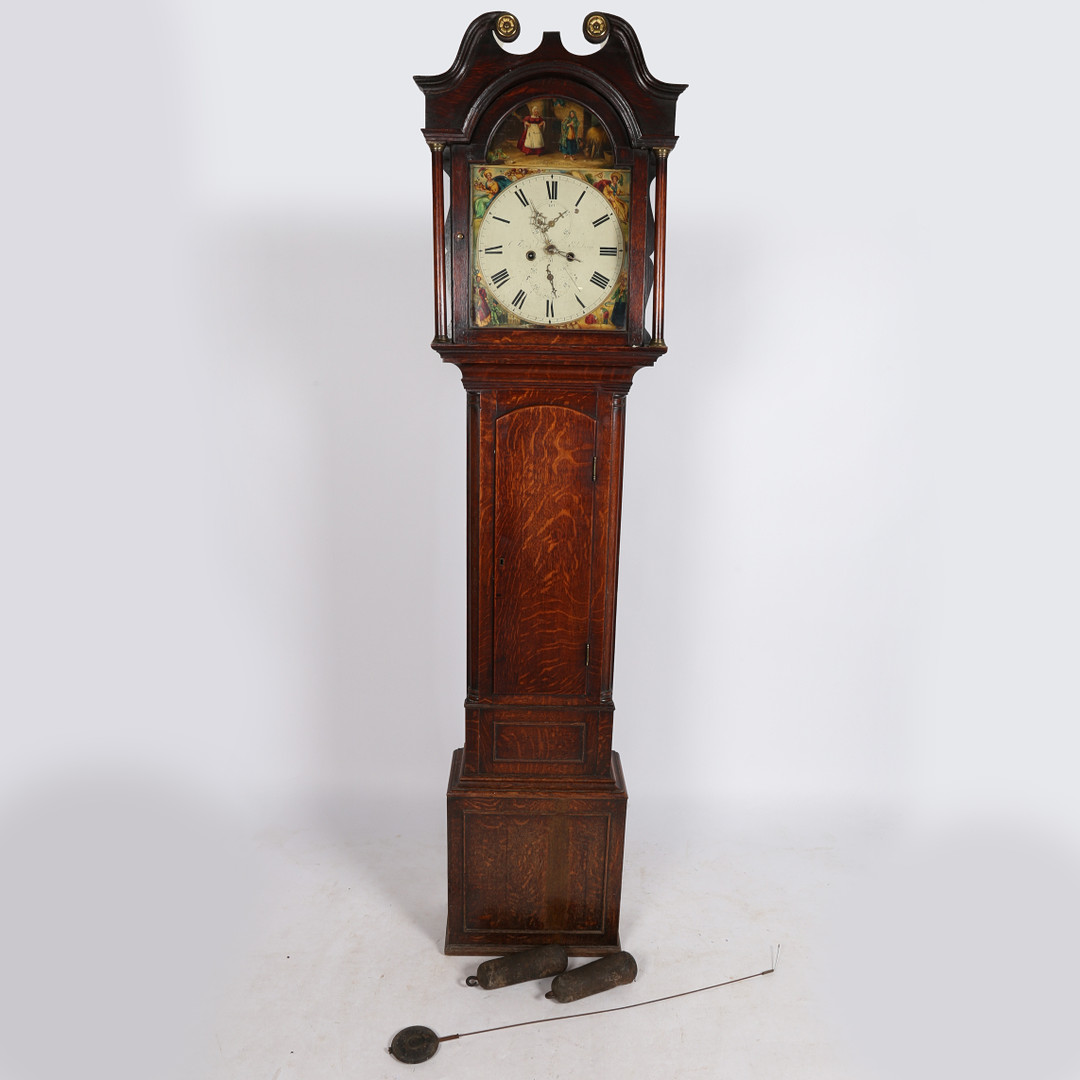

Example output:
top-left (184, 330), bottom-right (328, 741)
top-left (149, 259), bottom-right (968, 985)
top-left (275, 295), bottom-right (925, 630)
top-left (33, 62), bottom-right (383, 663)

top-left (546, 951), bottom-right (638, 1003)
top-left (467, 944), bottom-right (569, 988)
top-left (389, 1025), bottom-right (441, 1064)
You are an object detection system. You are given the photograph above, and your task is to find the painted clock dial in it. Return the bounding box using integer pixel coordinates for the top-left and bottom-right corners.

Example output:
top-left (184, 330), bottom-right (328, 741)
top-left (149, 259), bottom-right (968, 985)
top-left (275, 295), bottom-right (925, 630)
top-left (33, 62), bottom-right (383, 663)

top-left (476, 172), bottom-right (625, 327)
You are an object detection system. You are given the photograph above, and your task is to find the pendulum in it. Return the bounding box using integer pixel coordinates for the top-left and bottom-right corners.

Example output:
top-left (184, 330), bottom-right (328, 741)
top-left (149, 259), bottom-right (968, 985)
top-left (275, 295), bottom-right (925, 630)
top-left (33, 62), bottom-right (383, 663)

top-left (388, 946), bottom-right (780, 1064)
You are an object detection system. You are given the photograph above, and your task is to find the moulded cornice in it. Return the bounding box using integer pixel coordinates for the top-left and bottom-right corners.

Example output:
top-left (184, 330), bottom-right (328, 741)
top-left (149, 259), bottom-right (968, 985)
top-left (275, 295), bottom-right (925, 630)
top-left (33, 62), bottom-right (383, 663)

top-left (415, 12), bottom-right (686, 148)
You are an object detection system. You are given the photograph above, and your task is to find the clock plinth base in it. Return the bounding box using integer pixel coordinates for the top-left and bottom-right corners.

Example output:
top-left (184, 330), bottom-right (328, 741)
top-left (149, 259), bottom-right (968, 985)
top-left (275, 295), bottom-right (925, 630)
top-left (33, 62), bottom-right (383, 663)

top-left (444, 749), bottom-right (627, 956)
top-left (443, 937), bottom-right (624, 959)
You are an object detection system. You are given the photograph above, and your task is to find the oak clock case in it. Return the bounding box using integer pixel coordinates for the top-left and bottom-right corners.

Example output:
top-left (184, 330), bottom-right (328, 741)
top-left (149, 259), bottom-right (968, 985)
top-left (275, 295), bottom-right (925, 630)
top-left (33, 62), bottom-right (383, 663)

top-left (416, 12), bottom-right (684, 956)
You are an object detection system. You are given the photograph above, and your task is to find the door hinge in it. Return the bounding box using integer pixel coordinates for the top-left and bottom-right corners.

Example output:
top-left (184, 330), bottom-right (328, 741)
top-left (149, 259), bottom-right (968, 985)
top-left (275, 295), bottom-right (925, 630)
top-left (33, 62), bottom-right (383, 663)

top-left (592, 455), bottom-right (597, 482)
top-left (586, 642), bottom-right (591, 667)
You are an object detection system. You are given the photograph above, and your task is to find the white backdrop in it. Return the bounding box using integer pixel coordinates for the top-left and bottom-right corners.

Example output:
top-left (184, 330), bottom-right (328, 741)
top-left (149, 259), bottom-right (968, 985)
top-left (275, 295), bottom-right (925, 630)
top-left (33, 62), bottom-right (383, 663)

top-left (4, 0), bottom-right (1077, 823)
top-left (2, 1), bottom-right (1079, 1077)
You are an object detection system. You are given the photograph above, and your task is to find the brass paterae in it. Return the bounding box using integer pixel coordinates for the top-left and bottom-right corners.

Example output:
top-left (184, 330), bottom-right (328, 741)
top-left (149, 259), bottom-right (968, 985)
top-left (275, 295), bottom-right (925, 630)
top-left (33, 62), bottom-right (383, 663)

top-left (584, 13), bottom-right (609, 41)
top-left (495, 13), bottom-right (520, 41)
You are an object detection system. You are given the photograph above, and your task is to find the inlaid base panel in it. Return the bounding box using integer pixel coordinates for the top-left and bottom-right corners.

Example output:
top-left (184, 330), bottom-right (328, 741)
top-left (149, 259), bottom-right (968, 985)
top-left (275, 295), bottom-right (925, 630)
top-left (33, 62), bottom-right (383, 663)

top-left (444, 749), bottom-right (627, 955)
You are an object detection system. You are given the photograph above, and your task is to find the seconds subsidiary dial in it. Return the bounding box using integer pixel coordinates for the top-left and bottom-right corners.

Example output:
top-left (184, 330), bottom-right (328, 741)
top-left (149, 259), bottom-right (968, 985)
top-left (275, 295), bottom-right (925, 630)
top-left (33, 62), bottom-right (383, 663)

top-left (476, 172), bottom-right (625, 327)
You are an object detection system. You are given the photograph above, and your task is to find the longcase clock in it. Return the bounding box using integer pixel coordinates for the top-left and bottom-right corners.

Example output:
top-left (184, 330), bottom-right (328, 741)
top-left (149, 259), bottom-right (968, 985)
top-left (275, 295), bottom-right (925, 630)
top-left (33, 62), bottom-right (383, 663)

top-left (415, 11), bottom-right (685, 955)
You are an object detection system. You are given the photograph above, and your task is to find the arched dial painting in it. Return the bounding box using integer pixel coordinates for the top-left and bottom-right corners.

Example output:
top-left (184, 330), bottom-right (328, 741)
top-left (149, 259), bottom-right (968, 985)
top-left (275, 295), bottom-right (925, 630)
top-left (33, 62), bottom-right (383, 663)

top-left (473, 99), bottom-right (629, 330)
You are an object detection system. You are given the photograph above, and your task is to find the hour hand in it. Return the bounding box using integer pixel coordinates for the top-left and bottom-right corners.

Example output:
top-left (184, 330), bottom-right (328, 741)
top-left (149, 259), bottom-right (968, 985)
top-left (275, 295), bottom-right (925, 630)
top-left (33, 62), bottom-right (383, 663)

top-left (544, 243), bottom-right (576, 261)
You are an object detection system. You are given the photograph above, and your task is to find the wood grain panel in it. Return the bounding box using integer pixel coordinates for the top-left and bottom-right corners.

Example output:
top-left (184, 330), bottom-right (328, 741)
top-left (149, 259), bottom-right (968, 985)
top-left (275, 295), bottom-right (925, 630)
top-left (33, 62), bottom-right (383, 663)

top-left (564, 815), bottom-right (610, 931)
top-left (493, 405), bottom-right (596, 696)
top-left (463, 813), bottom-right (549, 931)
top-left (493, 722), bottom-right (586, 763)
top-left (460, 810), bottom-right (610, 933)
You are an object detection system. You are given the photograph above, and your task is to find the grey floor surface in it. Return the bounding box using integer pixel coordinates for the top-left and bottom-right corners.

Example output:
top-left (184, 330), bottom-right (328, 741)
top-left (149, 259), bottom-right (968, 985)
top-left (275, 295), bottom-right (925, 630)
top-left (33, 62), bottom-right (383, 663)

top-left (202, 800), bottom-right (881, 1080)
top-left (199, 798), bottom-right (1080, 1080)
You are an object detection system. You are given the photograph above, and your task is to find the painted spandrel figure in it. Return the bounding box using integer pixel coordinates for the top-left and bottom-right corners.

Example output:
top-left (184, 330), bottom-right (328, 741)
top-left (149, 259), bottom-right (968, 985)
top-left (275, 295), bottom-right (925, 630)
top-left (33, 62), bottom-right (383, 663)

top-left (517, 104), bottom-right (546, 155)
top-left (473, 169), bottom-right (512, 218)
top-left (592, 171), bottom-right (629, 226)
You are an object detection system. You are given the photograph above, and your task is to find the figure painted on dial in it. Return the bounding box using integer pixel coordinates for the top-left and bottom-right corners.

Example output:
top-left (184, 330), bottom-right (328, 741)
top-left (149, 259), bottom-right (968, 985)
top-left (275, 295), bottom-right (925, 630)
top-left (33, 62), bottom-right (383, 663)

top-left (560, 110), bottom-right (580, 159)
top-left (475, 285), bottom-right (492, 327)
top-left (473, 170), bottom-right (512, 218)
top-left (610, 280), bottom-right (628, 329)
top-left (518, 105), bottom-right (546, 155)
top-left (592, 171), bottom-right (629, 226)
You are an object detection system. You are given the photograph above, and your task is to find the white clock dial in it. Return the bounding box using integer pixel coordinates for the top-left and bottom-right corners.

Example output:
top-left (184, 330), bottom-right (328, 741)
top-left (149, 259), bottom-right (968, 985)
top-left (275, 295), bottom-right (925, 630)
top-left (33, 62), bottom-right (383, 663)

top-left (476, 172), bottom-right (625, 326)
